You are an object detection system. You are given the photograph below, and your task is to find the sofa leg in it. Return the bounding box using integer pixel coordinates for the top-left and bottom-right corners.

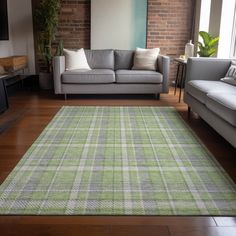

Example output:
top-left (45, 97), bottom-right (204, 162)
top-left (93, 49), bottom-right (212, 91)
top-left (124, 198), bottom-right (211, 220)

top-left (155, 94), bottom-right (160, 100)
top-left (64, 94), bottom-right (67, 100)
top-left (188, 106), bottom-right (191, 118)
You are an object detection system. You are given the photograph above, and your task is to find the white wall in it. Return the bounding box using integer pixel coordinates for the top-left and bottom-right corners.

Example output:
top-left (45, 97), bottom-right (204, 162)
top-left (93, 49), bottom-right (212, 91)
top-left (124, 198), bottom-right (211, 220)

top-left (91, 0), bottom-right (133, 49)
top-left (0, 41), bottom-right (13, 58)
top-left (0, 0), bottom-right (35, 74)
top-left (199, 0), bottom-right (211, 32)
top-left (91, 0), bottom-right (147, 50)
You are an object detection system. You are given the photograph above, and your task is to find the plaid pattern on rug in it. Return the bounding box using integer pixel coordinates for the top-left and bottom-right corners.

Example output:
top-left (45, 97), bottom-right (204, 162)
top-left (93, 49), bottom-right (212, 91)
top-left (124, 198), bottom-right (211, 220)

top-left (0, 106), bottom-right (235, 215)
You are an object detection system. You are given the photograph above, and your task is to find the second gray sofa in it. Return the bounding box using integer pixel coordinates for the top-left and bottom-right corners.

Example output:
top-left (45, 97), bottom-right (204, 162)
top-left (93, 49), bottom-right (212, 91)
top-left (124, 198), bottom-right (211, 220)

top-left (184, 58), bottom-right (236, 148)
top-left (53, 49), bottom-right (170, 99)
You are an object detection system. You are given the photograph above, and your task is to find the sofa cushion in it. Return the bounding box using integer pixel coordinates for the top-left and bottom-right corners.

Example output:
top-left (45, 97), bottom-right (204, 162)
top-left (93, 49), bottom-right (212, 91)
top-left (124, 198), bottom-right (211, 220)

top-left (206, 92), bottom-right (236, 127)
top-left (114, 50), bottom-right (134, 70)
top-left (132, 48), bottom-right (160, 71)
top-left (185, 80), bottom-right (236, 104)
top-left (84, 50), bottom-right (114, 70)
top-left (62, 69), bottom-right (115, 84)
top-left (220, 77), bottom-right (236, 86)
top-left (115, 70), bottom-right (163, 84)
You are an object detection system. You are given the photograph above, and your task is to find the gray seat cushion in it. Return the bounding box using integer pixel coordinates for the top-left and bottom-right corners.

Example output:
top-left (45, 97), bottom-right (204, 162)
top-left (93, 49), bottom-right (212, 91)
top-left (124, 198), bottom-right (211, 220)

top-left (206, 92), bottom-right (236, 127)
top-left (114, 50), bottom-right (134, 70)
top-left (185, 80), bottom-right (236, 104)
top-left (115, 70), bottom-right (163, 84)
top-left (84, 49), bottom-right (114, 70)
top-left (62, 69), bottom-right (115, 84)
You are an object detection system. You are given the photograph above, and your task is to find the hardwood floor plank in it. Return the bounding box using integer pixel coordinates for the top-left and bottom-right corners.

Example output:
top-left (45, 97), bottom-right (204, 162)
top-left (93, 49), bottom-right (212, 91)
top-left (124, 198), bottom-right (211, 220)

top-left (0, 216), bottom-right (216, 227)
top-left (111, 225), bottom-right (170, 236)
top-left (0, 224), bottom-right (169, 236)
top-left (214, 217), bottom-right (236, 227)
top-left (0, 225), bottom-right (111, 236)
top-left (169, 226), bottom-right (236, 236)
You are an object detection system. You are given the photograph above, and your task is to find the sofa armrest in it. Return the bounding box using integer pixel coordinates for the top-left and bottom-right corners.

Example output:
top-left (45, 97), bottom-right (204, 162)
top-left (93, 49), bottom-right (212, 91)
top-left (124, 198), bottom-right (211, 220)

top-left (185, 57), bottom-right (231, 84)
top-left (157, 55), bottom-right (170, 93)
top-left (53, 56), bottom-right (65, 94)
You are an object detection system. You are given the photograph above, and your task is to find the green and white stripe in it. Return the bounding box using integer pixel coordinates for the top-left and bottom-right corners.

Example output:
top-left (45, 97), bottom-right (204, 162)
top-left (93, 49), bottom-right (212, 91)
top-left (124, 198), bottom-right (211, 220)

top-left (0, 106), bottom-right (235, 215)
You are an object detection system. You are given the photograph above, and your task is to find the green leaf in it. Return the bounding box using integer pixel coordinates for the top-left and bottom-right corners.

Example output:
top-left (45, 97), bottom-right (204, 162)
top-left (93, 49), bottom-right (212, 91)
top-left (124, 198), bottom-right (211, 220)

top-left (199, 31), bottom-right (211, 46)
top-left (207, 48), bottom-right (217, 57)
top-left (208, 37), bottom-right (220, 47)
top-left (198, 31), bottom-right (219, 57)
top-left (34, 0), bottom-right (61, 72)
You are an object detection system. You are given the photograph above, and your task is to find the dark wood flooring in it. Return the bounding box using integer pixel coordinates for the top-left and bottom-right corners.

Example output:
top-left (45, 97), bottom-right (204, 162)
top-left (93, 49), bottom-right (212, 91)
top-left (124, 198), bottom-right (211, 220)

top-left (0, 88), bottom-right (235, 236)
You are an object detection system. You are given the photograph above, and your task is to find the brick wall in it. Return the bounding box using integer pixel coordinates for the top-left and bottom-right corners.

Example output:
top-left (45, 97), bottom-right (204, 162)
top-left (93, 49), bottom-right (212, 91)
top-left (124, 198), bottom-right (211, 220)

top-left (57, 0), bottom-right (194, 53)
top-left (33, 0), bottom-right (90, 72)
top-left (34, 0), bottom-right (194, 80)
top-left (147, 0), bottom-right (195, 80)
top-left (57, 0), bottom-right (90, 49)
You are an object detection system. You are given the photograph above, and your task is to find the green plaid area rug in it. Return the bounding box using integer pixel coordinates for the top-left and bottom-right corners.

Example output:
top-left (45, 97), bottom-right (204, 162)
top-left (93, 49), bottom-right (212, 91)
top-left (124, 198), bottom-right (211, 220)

top-left (0, 106), bottom-right (236, 215)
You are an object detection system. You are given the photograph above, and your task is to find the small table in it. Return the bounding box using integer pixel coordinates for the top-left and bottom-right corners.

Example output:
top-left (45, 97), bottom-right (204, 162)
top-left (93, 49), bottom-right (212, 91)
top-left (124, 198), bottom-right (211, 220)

top-left (3, 67), bottom-right (37, 91)
top-left (174, 58), bottom-right (187, 102)
top-left (0, 69), bottom-right (35, 114)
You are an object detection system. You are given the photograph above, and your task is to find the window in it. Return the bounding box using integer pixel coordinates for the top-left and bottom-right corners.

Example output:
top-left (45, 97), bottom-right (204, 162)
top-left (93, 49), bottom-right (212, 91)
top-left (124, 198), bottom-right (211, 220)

top-left (230, 4), bottom-right (236, 58)
top-left (218, 0), bottom-right (236, 58)
top-left (199, 0), bottom-right (211, 32)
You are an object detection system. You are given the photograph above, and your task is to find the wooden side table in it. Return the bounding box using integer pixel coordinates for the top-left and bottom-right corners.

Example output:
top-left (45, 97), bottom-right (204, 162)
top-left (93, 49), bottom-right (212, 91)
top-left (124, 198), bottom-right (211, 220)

top-left (0, 69), bottom-right (35, 114)
top-left (174, 58), bottom-right (187, 102)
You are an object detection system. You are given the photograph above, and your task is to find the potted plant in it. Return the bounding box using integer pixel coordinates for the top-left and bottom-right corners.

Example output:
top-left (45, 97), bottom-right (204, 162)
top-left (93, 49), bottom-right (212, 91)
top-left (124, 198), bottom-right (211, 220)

top-left (198, 31), bottom-right (219, 57)
top-left (34, 0), bottom-right (62, 89)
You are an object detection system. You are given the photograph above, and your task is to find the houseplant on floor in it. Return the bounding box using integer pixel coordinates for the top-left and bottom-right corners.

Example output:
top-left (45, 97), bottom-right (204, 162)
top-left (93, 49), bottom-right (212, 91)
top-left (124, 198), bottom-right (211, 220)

top-left (34, 0), bottom-right (62, 89)
top-left (198, 31), bottom-right (219, 57)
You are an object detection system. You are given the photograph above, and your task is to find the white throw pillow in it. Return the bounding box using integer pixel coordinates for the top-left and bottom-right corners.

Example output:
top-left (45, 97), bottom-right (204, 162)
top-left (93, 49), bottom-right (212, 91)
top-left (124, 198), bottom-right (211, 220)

top-left (63, 48), bottom-right (91, 70)
top-left (132, 47), bottom-right (160, 71)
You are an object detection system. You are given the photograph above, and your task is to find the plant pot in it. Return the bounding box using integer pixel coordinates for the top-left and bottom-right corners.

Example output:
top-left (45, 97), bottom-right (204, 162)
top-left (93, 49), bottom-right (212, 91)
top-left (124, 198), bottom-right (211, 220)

top-left (39, 72), bottom-right (53, 90)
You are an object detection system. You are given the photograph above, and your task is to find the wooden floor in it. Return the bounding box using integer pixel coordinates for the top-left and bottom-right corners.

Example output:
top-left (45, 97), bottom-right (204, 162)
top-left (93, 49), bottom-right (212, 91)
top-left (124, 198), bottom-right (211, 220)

top-left (0, 88), bottom-right (235, 236)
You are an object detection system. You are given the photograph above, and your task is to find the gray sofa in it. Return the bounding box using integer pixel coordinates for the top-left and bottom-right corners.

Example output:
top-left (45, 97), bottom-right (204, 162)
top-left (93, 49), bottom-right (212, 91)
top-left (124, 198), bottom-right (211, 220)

top-left (53, 49), bottom-right (170, 99)
top-left (184, 57), bottom-right (236, 148)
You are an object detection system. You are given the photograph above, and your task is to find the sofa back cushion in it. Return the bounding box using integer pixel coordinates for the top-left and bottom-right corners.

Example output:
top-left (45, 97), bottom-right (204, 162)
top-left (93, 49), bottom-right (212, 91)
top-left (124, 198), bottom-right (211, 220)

top-left (114, 50), bottom-right (135, 70)
top-left (85, 49), bottom-right (114, 70)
